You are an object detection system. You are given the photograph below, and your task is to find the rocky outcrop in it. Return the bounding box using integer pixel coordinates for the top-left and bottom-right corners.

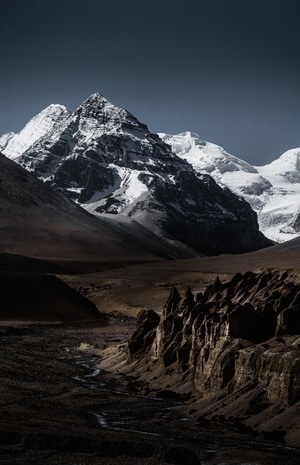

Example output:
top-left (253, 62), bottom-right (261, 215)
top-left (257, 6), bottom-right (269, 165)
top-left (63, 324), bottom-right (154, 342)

top-left (128, 309), bottom-right (160, 357)
top-left (127, 269), bottom-right (300, 442)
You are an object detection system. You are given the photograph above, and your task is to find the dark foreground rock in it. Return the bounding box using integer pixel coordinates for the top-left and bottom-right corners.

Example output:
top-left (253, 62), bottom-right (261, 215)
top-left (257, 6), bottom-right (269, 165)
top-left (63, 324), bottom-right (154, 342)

top-left (127, 268), bottom-right (300, 446)
top-left (0, 272), bottom-right (106, 322)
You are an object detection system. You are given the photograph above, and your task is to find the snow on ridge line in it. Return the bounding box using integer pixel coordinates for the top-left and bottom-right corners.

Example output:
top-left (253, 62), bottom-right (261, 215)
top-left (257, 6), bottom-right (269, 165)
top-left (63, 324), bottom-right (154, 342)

top-left (160, 132), bottom-right (300, 243)
top-left (0, 104), bottom-right (71, 160)
top-left (255, 148), bottom-right (300, 175)
top-left (158, 131), bottom-right (258, 175)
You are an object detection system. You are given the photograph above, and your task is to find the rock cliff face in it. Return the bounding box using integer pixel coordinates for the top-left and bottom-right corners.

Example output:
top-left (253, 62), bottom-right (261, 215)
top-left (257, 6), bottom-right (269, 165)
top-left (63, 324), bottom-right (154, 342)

top-left (127, 269), bottom-right (300, 443)
top-left (0, 93), bottom-right (271, 256)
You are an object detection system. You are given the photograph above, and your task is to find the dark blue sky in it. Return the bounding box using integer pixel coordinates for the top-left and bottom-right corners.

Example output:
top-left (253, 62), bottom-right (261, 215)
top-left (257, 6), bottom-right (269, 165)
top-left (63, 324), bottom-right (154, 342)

top-left (1, 0), bottom-right (300, 165)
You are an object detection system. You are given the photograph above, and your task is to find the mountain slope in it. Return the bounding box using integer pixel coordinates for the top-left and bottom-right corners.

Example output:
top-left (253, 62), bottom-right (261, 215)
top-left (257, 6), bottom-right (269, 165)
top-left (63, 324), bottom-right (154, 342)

top-left (0, 94), bottom-right (271, 256)
top-left (160, 132), bottom-right (300, 242)
top-left (0, 153), bottom-right (179, 271)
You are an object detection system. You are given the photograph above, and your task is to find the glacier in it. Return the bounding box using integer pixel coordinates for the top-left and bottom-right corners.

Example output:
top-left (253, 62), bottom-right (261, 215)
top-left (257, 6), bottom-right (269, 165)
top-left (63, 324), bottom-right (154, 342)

top-left (160, 131), bottom-right (300, 242)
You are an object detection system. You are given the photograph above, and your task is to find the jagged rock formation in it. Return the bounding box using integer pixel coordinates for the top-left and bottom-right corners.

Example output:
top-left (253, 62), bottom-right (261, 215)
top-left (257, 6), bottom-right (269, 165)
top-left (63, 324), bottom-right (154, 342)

top-left (0, 93), bottom-right (271, 256)
top-left (127, 269), bottom-right (300, 443)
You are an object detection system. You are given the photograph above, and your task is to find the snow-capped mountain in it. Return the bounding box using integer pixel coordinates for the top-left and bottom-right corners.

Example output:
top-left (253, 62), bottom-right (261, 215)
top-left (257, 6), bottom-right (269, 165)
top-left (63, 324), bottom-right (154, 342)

top-left (257, 150), bottom-right (300, 241)
top-left (0, 94), bottom-right (271, 256)
top-left (160, 132), bottom-right (300, 242)
top-left (0, 104), bottom-right (70, 160)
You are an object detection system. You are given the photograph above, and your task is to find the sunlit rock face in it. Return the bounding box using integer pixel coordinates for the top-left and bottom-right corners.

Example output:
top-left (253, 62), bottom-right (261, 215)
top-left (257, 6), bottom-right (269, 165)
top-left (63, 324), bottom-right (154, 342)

top-left (128, 269), bottom-right (300, 407)
top-left (0, 93), bottom-right (271, 256)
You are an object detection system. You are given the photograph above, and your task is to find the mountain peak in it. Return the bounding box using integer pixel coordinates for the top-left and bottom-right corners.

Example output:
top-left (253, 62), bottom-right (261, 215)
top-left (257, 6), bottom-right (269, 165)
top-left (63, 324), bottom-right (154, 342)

top-left (77, 92), bottom-right (120, 113)
top-left (72, 93), bottom-right (151, 135)
top-left (0, 103), bottom-right (70, 160)
top-left (80, 92), bottom-right (109, 107)
top-left (43, 103), bottom-right (69, 113)
top-left (278, 148), bottom-right (300, 169)
top-left (75, 92), bottom-right (132, 126)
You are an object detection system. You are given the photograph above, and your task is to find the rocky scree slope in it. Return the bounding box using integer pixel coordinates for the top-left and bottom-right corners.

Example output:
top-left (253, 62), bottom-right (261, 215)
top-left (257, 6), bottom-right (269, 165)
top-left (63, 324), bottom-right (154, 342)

top-left (127, 269), bottom-right (300, 445)
top-left (0, 94), bottom-right (271, 256)
top-left (160, 131), bottom-right (300, 243)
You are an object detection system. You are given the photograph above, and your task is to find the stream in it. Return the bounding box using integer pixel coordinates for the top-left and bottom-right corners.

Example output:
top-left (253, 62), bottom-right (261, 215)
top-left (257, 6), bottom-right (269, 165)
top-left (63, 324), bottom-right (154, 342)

top-left (70, 348), bottom-right (300, 465)
top-left (72, 353), bottom-right (187, 437)
top-left (1, 323), bottom-right (298, 465)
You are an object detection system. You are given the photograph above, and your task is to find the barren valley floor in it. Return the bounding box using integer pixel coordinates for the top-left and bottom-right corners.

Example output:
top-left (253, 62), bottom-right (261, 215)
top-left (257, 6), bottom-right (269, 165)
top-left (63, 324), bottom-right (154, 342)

top-left (1, 249), bottom-right (300, 464)
top-left (0, 319), bottom-right (299, 465)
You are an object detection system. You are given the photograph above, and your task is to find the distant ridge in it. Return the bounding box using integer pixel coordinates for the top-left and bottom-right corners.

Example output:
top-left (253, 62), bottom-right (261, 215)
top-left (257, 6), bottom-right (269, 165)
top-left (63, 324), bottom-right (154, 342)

top-left (160, 132), bottom-right (300, 243)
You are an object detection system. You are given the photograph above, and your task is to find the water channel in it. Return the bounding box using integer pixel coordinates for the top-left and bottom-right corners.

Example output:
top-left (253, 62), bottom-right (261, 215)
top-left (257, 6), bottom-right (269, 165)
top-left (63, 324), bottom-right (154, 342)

top-left (70, 348), bottom-right (300, 465)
